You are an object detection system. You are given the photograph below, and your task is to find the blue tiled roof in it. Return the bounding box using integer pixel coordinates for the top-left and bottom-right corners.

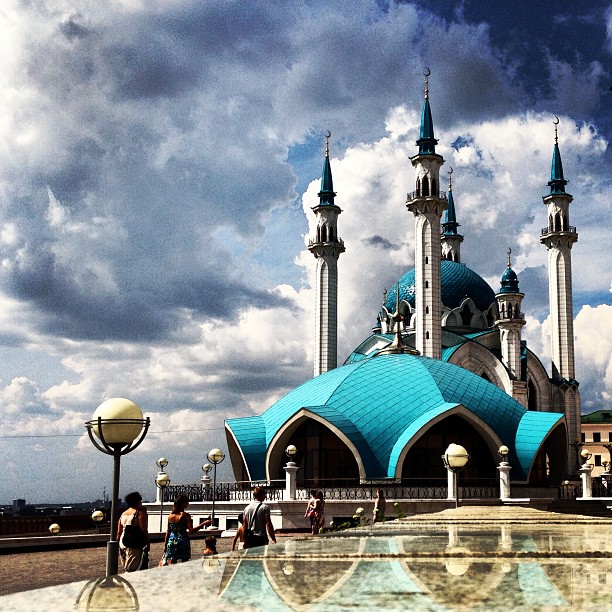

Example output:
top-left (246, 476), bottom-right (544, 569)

top-left (226, 354), bottom-right (564, 481)
top-left (385, 260), bottom-right (496, 312)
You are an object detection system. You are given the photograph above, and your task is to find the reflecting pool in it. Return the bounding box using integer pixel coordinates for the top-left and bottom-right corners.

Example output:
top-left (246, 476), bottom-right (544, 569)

top-left (2, 522), bottom-right (612, 611)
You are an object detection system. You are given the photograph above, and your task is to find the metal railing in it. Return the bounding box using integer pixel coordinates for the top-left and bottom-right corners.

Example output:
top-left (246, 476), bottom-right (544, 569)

top-left (541, 226), bottom-right (577, 236)
top-left (406, 190), bottom-right (447, 202)
top-left (163, 478), bottom-right (499, 503)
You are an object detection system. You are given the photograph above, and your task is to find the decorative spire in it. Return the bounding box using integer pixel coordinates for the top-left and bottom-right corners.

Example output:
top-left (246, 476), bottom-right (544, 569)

top-left (442, 167), bottom-right (460, 235)
top-left (499, 247), bottom-right (520, 293)
top-left (548, 117), bottom-right (568, 195)
top-left (377, 283), bottom-right (419, 356)
top-left (416, 68), bottom-right (438, 155)
top-left (318, 130), bottom-right (336, 206)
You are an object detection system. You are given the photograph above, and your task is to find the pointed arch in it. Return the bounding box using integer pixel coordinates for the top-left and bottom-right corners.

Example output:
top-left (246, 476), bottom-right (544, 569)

top-left (265, 408), bottom-right (367, 481)
top-left (416, 176), bottom-right (421, 196)
top-left (390, 404), bottom-right (503, 479)
top-left (431, 177), bottom-right (437, 196)
top-left (422, 175), bottom-right (430, 196)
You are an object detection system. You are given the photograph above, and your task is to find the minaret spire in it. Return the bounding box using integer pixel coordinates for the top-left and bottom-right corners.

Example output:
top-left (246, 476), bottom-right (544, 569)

top-left (406, 69), bottom-right (447, 358)
top-left (495, 248), bottom-right (527, 406)
top-left (308, 131), bottom-right (345, 376)
top-left (540, 117), bottom-right (580, 471)
top-left (441, 167), bottom-right (464, 263)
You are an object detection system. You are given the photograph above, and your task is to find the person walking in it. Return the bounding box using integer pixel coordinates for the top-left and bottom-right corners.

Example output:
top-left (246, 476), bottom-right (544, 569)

top-left (117, 491), bottom-right (150, 572)
top-left (304, 489), bottom-right (318, 535)
top-left (312, 490), bottom-right (325, 534)
top-left (161, 494), bottom-right (211, 564)
top-left (232, 513), bottom-right (245, 551)
top-left (373, 489), bottom-right (386, 523)
top-left (242, 486), bottom-right (277, 549)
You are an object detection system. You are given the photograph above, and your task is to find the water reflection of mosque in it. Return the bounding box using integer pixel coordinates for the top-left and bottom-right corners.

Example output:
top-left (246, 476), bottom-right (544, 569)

top-left (217, 526), bottom-right (612, 610)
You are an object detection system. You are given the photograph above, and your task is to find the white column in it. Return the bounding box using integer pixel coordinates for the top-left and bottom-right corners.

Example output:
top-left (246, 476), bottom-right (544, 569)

top-left (498, 463), bottom-right (512, 499)
top-left (579, 464), bottom-right (593, 499)
top-left (284, 464), bottom-right (299, 501)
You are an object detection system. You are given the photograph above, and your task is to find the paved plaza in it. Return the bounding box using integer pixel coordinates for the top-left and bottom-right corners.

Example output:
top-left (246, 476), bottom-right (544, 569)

top-left (2, 506), bottom-right (612, 610)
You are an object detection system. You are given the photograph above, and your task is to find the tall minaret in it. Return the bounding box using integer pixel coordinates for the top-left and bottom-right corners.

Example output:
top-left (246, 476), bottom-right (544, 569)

top-left (540, 118), bottom-right (580, 464)
top-left (308, 132), bottom-right (345, 376)
top-left (495, 249), bottom-right (528, 407)
top-left (406, 70), bottom-right (447, 359)
top-left (441, 168), bottom-right (464, 263)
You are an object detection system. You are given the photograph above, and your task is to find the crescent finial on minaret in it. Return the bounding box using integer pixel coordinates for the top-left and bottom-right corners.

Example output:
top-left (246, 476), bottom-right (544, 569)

top-left (553, 116), bottom-right (559, 144)
top-left (423, 67), bottom-right (430, 99)
top-left (448, 167), bottom-right (453, 190)
top-left (507, 247), bottom-right (512, 268)
top-left (325, 130), bottom-right (331, 157)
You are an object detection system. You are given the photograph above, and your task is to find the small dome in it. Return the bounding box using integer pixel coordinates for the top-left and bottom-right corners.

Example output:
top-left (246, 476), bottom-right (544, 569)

top-left (385, 260), bottom-right (496, 313)
top-left (499, 266), bottom-right (520, 294)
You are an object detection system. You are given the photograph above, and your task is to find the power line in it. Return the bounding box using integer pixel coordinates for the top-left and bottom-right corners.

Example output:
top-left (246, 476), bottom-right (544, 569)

top-left (0, 427), bottom-right (225, 440)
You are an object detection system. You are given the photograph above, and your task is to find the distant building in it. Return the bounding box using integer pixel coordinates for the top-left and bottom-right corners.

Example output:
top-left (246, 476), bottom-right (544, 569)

top-left (12, 499), bottom-right (26, 513)
top-left (581, 410), bottom-right (612, 477)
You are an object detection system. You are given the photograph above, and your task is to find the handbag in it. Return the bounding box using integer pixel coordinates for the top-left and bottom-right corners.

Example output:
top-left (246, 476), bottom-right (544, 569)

top-left (243, 502), bottom-right (267, 548)
top-left (122, 511), bottom-right (147, 549)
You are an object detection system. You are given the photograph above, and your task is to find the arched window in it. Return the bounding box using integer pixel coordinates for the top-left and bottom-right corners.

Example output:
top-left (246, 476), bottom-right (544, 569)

top-left (425, 256), bottom-right (429, 264)
top-left (422, 175), bottom-right (430, 196)
top-left (528, 379), bottom-right (538, 411)
top-left (431, 178), bottom-right (437, 196)
top-left (554, 212), bottom-right (562, 232)
top-left (425, 281), bottom-right (429, 289)
top-left (317, 226), bottom-right (321, 242)
top-left (280, 420), bottom-right (360, 485)
top-left (562, 215), bottom-right (568, 231)
top-left (329, 226), bottom-right (334, 242)
top-left (461, 303), bottom-right (472, 326)
top-left (425, 331), bottom-right (430, 339)
top-left (416, 176), bottom-right (421, 196)
top-left (425, 306), bottom-right (429, 314)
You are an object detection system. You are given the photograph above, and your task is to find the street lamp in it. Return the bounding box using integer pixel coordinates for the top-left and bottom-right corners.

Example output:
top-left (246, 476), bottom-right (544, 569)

top-left (580, 448), bottom-right (592, 465)
top-left (442, 443), bottom-right (470, 509)
top-left (571, 439), bottom-right (583, 473)
top-left (498, 445), bottom-right (509, 464)
top-left (85, 398), bottom-right (149, 577)
top-left (285, 444), bottom-right (298, 465)
top-left (92, 510), bottom-right (104, 534)
top-left (202, 463), bottom-right (212, 501)
top-left (155, 459), bottom-right (171, 532)
top-left (207, 448), bottom-right (225, 527)
top-left (49, 523), bottom-right (60, 535)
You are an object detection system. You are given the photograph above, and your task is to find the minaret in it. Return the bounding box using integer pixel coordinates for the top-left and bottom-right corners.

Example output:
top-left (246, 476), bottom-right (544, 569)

top-left (441, 168), bottom-right (463, 263)
top-left (540, 118), bottom-right (580, 467)
top-left (495, 249), bottom-right (528, 407)
top-left (406, 70), bottom-right (447, 358)
top-left (308, 132), bottom-right (345, 376)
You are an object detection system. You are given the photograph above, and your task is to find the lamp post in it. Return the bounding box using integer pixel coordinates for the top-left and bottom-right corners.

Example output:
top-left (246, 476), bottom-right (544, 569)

top-left (92, 510), bottom-right (104, 534)
top-left (442, 443), bottom-right (470, 509)
top-left (284, 445), bottom-right (299, 501)
top-left (579, 448), bottom-right (593, 498)
top-left (202, 463), bottom-right (212, 501)
top-left (497, 445), bottom-right (511, 500)
top-left (85, 398), bottom-right (149, 577)
top-left (155, 458), bottom-right (170, 533)
top-left (207, 448), bottom-right (225, 527)
top-left (49, 523), bottom-right (60, 535)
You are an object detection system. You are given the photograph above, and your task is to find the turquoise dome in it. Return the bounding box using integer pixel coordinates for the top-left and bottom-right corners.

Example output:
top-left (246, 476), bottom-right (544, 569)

top-left (499, 266), bottom-right (520, 293)
top-left (225, 353), bottom-right (564, 481)
top-left (385, 260), bottom-right (496, 313)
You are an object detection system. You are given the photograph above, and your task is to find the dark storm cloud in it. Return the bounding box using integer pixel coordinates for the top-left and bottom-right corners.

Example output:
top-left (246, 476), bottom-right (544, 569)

top-left (1, 0), bottom-right (606, 347)
top-left (363, 235), bottom-right (401, 250)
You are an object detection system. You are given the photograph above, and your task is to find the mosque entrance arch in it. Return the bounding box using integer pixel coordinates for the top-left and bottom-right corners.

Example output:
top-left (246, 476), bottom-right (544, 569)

top-left (400, 415), bottom-right (497, 482)
top-left (275, 419), bottom-right (360, 486)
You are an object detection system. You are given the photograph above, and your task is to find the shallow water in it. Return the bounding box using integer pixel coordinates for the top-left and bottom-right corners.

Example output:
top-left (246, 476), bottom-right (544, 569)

top-left (2, 523), bottom-right (612, 611)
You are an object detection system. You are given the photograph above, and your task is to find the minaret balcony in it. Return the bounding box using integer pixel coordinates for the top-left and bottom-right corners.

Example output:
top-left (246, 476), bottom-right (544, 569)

top-left (308, 237), bottom-right (345, 247)
top-left (541, 226), bottom-right (576, 237)
top-left (406, 190), bottom-right (447, 203)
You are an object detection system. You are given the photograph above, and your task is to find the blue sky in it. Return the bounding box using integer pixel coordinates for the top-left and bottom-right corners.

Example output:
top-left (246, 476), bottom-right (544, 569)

top-left (0, 0), bottom-right (610, 503)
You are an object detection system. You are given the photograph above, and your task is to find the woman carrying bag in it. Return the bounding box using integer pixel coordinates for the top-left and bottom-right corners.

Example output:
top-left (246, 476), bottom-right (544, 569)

top-left (117, 491), bottom-right (150, 572)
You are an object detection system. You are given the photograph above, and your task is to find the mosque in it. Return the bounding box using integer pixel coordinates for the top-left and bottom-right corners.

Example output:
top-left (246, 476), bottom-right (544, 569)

top-left (225, 75), bottom-right (580, 490)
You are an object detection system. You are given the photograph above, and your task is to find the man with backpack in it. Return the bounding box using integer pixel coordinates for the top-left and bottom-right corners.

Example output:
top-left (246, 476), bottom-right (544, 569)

top-left (242, 486), bottom-right (277, 549)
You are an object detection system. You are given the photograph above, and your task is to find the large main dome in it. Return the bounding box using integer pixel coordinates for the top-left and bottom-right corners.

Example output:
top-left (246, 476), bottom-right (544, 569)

top-left (384, 259), bottom-right (496, 312)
